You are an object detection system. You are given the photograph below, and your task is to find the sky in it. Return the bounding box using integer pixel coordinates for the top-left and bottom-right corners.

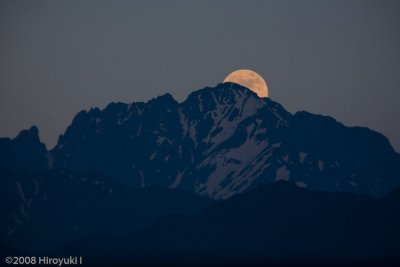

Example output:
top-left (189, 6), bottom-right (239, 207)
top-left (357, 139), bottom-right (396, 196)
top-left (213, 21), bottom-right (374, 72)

top-left (0, 0), bottom-right (399, 151)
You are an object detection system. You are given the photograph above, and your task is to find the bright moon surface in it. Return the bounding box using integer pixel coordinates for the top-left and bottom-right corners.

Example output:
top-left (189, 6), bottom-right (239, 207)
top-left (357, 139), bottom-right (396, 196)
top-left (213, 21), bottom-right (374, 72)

top-left (223, 69), bottom-right (269, 98)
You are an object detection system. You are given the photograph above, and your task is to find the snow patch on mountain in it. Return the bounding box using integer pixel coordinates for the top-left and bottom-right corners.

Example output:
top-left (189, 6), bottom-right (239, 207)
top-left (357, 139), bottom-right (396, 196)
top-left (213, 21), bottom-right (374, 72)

top-left (299, 152), bottom-right (307, 163)
top-left (318, 160), bottom-right (324, 172)
top-left (275, 166), bottom-right (290, 181)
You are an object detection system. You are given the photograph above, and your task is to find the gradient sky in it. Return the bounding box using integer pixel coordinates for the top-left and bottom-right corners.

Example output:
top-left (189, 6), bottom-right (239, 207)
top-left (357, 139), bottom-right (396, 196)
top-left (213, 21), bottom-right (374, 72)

top-left (1, 0), bottom-right (399, 151)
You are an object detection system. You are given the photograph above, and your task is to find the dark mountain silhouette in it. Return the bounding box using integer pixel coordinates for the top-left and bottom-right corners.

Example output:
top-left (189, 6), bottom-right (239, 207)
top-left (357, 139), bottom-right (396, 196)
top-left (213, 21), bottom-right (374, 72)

top-left (61, 181), bottom-right (400, 266)
top-left (49, 83), bottom-right (400, 198)
top-left (1, 83), bottom-right (400, 266)
top-left (0, 168), bottom-right (211, 252)
top-left (0, 126), bottom-right (48, 172)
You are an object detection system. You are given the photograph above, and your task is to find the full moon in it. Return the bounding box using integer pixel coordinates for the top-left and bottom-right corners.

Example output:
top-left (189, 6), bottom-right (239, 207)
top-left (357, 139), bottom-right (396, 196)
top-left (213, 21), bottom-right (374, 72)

top-left (223, 69), bottom-right (269, 98)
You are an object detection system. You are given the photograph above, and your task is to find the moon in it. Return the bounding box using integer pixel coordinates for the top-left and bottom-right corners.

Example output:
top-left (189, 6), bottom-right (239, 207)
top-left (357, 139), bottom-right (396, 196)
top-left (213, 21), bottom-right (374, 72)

top-left (223, 69), bottom-right (269, 98)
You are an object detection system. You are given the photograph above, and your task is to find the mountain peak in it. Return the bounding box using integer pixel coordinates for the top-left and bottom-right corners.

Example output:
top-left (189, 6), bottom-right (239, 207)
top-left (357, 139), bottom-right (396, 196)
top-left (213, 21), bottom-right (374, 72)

top-left (186, 82), bottom-right (259, 103)
top-left (0, 126), bottom-right (48, 172)
top-left (48, 83), bottom-right (400, 198)
top-left (149, 93), bottom-right (178, 107)
top-left (15, 125), bottom-right (40, 142)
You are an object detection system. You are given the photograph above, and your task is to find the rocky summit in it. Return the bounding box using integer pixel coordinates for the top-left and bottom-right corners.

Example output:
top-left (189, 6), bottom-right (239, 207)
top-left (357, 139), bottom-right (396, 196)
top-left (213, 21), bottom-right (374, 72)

top-left (2, 82), bottom-right (395, 199)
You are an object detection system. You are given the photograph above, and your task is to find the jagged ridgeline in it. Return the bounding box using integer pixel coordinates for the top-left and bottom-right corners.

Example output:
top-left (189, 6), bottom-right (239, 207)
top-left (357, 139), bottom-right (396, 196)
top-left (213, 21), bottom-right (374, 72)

top-left (1, 83), bottom-right (400, 264)
top-left (1, 83), bottom-right (400, 199)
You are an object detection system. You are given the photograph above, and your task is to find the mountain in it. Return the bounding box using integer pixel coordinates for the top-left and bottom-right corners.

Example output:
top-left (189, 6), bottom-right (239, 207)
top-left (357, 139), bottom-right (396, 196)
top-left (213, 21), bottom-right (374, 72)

top-left (0, 168), bottom-right (211, 252)
top-left (1, 82), bottom-right (400, 265)
top-left (61, 181), bottom-right (400, 266)
top-left (0, 126), bottom-right (48, 172)
top-left (50, 82), bottom-right (399, 198)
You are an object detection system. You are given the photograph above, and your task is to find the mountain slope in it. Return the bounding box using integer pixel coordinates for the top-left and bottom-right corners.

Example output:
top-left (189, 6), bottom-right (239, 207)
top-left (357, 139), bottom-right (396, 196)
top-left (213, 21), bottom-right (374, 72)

top-left (51, 83), bottom-right (400, 198)
top-left (0, 169), bottom-right (211, 251)
top-left (62, 181), bottom-right (400, 266)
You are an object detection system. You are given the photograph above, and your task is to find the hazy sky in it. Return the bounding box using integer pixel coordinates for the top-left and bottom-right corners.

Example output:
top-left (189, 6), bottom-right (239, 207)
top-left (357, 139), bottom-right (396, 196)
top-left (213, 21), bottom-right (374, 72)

top-left (1, 0), bottom-right (399, 151)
